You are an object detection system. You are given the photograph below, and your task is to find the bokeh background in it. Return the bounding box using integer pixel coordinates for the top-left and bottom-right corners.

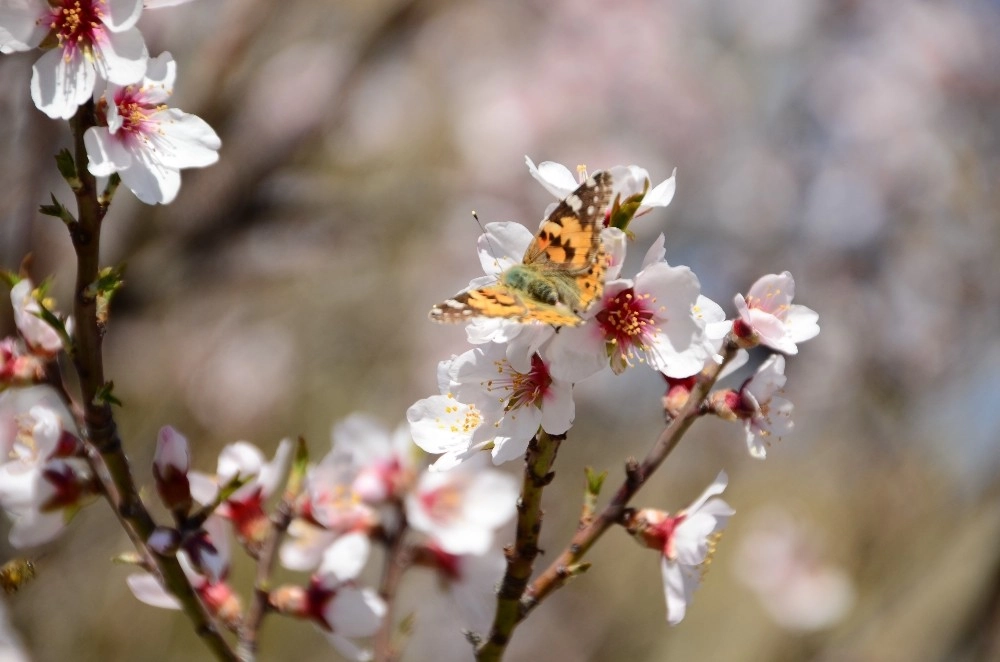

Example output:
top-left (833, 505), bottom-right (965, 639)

top-left (2, 0), bottom-right (1000, 660)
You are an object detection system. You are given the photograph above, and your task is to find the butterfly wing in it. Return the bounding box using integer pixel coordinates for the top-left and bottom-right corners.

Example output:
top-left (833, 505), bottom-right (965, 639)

top-left (522, 171), bottom-right (613, 312)
top-left (429, 284), bottom-right (584, 326)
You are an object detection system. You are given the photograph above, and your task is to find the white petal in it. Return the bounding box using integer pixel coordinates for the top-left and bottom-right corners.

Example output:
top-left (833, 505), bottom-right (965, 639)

top-left (661, 557), bottom-right (688, 625)
top-left (0, 1), bottom-right (48, 52)
top-left (95, 27), bottom-right (148, 85)
top-left (152, 109), bottom-right (221, 169)
top-left (640, 169), bottom-right (677, 211)
top-left (31, 48), bottom-right (94, 119)
top-left (539, 380), bottom-right (575, 435)
top-left (85, 127), bottom-right (133, 176)
top-left (319, 532), bottom-right (371, 581)
top-left (525, 156), bottom-right (578, 198)
top-left (478, 222), bottom-right (533, 275)
top-left (126, 572), bottom-right (181, 609)
top-left (326, 586), bottom-right (386, 638)
top-left (118, 154), bottom-right (181, 205)
top-left (407, 395), bottom-right (479, 455)
top-left (104, 0), bottom-right (145, 31)
top-left (461, 470), bottom-right (519, 530)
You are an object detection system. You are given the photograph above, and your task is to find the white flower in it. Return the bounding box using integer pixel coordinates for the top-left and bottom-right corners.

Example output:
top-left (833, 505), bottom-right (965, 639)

top-left (278, 459), bottom-right (376, 572)
top-left (0, 386), bottom-right (88, 547)
top-left (406, 394), bottom-right (492, 472)
top-left (546, 234), bottom-right (717, 382)
top-left (84, 52), bottom-right (220, 204)
top-left (328, 413), bottom-right (416, 505)
top-left (628, 472), bottom-right (734, 625)
top-left (405, 460), bottom-right (518, 555)
top-left (408, 345), bottom-right (574, 469)
top-left (0, 0), bottom-right (148, 119)
top-left (9, 279), bottom-right (67, 356)
top-left (733, 272), bottom-right (819, 354)
top-left (738, 355), bottom-right (793, 459)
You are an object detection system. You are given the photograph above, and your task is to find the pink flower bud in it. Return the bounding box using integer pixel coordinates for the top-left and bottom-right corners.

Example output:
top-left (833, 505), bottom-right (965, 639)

top-left (153, 426), bottom-right (192, 516)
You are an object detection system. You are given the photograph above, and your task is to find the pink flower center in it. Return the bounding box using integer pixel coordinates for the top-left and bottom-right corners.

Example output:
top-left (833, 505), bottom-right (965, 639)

top-left (419, 484), bottom-right (462, 524)
top-left (44, 0), bottom-right (106, 58)
top-left (502, 353), bottom-right (552, 411)
top-left (481, 354), bottom-right (553, 412)
top-left (597, 287), bottom-right (657, 355)
top-left (653, 513), bottom-right (686, 560)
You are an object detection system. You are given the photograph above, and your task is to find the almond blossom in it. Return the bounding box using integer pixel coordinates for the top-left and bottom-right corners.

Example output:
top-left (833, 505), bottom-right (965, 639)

top-left (737, 354), bottom-right (793, 459)
top-left (404, 459), bottom-right (518, 555)
top-left (84, 52), bottom-right (221, 204)
top-left (417, 543), bottom-right (506, 631)
top-left (733, 272), bottom-right (819, 354)
top-left (408, 345), bottom-right (574, 469)
top-left (0, 0), bottom-right (148, 119)
top-left (626, 472), bottom-right (734, 625)
top-left (10, 279), bottom-right (68, 356)
top-left (0, 386), bottom-right (91, 547)
top-left (545, 235), bottom-right (721, 382)
top-left (188, 438), bottom-right (291, 552)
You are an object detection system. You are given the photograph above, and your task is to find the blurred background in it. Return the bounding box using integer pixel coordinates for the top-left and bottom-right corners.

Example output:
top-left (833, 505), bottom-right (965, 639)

top-left (2, 0), bottom-right (1000, 659)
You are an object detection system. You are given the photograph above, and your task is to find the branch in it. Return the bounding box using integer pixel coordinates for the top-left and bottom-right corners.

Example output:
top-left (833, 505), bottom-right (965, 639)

top-left (66, 103), bottom-right (238, 661)
top-left (523, 340), bottom-right (740, 614)
top-left (475, 341), bottom-right (738, 661)
top-left (373, 507), bottom-right (412, 662)
top-left (237, 437), bottom-right (309, 661)
top-left (476, 429), bottom-right (565, 662)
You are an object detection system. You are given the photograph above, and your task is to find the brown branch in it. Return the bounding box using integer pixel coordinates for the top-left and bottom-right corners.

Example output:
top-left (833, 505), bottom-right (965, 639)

top-left (522, 341), bottom-right (739, 613)
top-left (475, 430), bottom-right (564, 662)
top-left (236, 438), bottom-right (308, 661)
top-left (373, 507), bottom-right (412, 662)
top-left (476, 341), bottom-right (739, 661)
top-left (67, 102), bottom-right (237, 661)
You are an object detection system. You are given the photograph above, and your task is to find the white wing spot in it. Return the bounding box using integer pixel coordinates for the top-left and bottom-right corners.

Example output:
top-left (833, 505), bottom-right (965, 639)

top-left (587, 205), bottom-right (595, 215)
top-left (566, 194), bottom-right (583, 212)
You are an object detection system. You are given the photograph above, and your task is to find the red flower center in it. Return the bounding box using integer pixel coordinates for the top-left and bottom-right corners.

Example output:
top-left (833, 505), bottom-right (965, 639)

top-left (45, 1), bottom-right (105, 56)
top-left (597, 287), bottom-right (657, 353)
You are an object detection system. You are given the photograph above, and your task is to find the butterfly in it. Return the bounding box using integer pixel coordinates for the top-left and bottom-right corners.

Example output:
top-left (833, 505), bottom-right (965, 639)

top-left (430, 171), bottom-right (614, 327)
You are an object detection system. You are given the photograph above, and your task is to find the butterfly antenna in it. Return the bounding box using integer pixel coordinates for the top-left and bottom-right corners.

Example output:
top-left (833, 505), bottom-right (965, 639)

top-left (472, 211), bottom-right (503, 278)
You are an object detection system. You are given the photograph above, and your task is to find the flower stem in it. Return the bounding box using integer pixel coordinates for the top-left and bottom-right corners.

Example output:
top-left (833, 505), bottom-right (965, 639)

top-left (237, 437), bottom-right (309, 661)
top-left (374, 505), bottom-right (412, 662)
top-left (476, 429), bottom-right (565, 662)
top-left (67, 102), bottom-right (237, 662)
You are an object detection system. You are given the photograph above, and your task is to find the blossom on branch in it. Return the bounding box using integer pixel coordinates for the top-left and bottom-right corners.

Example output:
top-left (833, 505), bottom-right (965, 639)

top-left (405, 459), bottom-right (518, 555)
top-left (85, 52), bottom-right (221, 205)
top-left (733, 272), bottom-right (819, 354)
top-left (0, 386), bottom-right (91, 547)
top-left (626, 471), bottom-right (734, 625)
top-left (0, 0), bottom-right (148, 119)
top-left (10, 279), bottom-right (69, 357)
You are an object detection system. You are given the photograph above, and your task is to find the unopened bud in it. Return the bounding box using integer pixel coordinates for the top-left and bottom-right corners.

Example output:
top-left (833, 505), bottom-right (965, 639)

top-left (153, 426), bottom-right (192, 516)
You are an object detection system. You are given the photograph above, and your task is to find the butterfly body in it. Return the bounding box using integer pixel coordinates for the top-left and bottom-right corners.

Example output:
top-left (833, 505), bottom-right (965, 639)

top-left (431, 171), bottom-right (614, 327)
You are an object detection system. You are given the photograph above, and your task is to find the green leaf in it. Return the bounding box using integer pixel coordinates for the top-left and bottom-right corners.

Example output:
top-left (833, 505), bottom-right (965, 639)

top-left (584, 467), bottom-right (607, 496)
top-left (86, 265), bottom-right (125, 326)
top-left (38, 194), bottom-right (77, 226)
top-left (54, 149), bottom-right (81, 190)
top-left (94, 381), bottom-right (123, 407)
top-left (99, 174), bottom-right (121, 207)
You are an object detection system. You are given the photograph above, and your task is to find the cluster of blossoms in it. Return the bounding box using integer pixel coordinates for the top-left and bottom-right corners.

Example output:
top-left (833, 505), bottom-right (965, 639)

top-left (0, 287), bottom-right (519, 660)
top-left (408, 157), bottom-right (819, 624)
top-left (0, 0), bottom-right (220, 204)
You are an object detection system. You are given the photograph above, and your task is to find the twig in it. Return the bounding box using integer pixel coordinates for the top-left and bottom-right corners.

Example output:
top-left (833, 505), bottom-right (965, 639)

top-left (373, 507), bottom-right (412, 662)
top-left (237, 437), bottom-right (309, 661)
top-left (66, 102), bottom-right (238, 661)
top-left (475, 430), bottom-right (564, 661)
top-left (476, 341), bottom-right (739, 660)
